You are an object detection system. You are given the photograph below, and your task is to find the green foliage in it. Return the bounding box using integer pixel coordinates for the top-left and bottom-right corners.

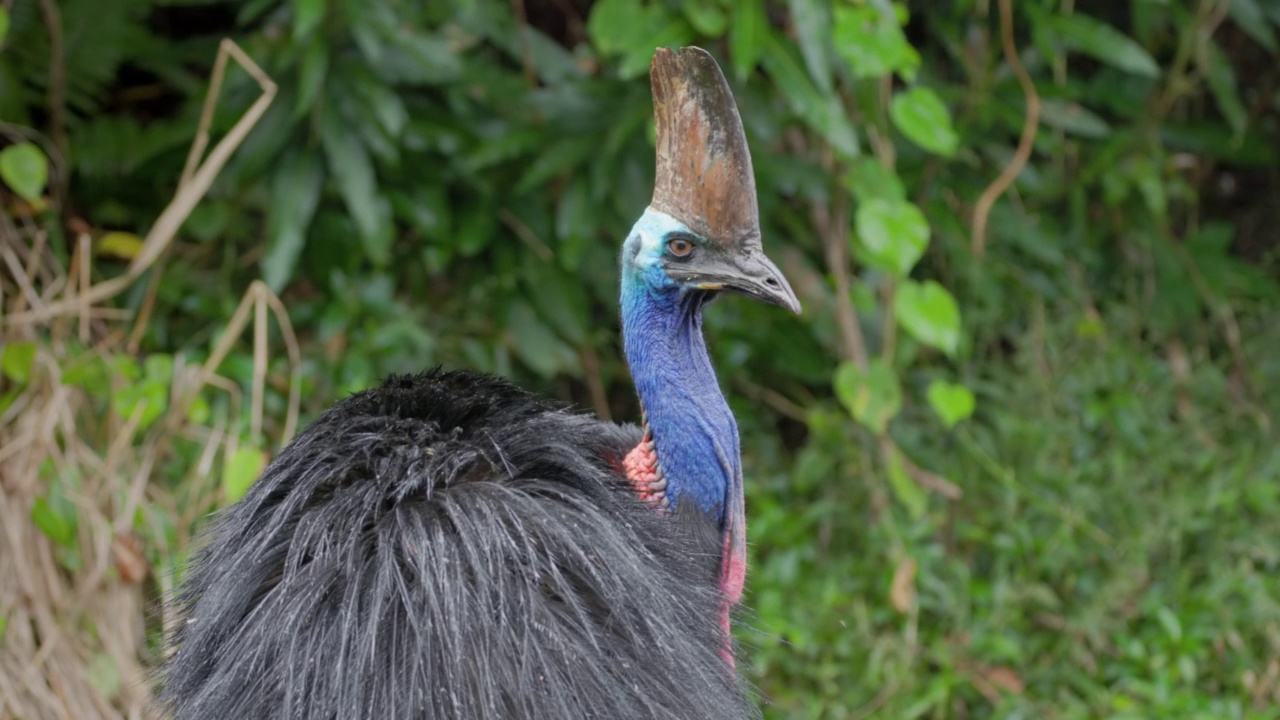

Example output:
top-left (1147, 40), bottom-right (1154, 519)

top-left (31, 495), bottom-right (77, 548)
top-left (1045, 12), bottom-right (1161, 78)
top-left (4, 0), bottom-right (1280, 717)
top-left (835, 359), bottom-right (902, 435)
top-left (890, 87), bottom-right (958, 157)
top-left (855, 198), bottom-right (929, 276)
top-left (222, 445), bottom-right (266, 504)
top-left (925, 380), bottom-right (975, 429)
top-left (1, 342), bottom-right (37, 383)
top-left (895, 280), bottom-right (961, 356)
top-left (85, 653), bottom-right (123, 700)
top-left (0, 142), bottom-right (49, 201)
top-left (833, 3), bottom-right (919, 81)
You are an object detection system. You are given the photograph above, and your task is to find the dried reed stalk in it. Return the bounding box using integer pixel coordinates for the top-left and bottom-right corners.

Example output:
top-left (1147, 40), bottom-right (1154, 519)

top-left (0, 40), bottom-right (297, 720)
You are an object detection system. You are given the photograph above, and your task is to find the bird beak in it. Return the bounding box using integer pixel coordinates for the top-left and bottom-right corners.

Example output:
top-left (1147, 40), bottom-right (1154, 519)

top-left (718, 249), bottom-right (802, 314)
top-left (668, 248), bottom-right (802, 314)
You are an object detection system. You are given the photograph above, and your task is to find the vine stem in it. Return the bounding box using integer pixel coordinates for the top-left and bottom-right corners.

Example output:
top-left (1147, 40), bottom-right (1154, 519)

top-left (971, 0), bottom-right (1040, 258)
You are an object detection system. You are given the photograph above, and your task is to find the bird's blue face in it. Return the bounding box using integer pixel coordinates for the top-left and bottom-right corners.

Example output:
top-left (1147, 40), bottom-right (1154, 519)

top-left (621, 208), bottom-right (685, 295)
top-left (621, 207), bottom-right (800, 313)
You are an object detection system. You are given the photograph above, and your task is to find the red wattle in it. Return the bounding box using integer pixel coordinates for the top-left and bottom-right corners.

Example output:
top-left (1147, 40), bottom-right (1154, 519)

top-left (622, 436), bottom-right (663, 503)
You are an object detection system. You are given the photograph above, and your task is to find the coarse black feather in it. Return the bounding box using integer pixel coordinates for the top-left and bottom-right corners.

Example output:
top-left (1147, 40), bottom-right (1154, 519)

top-left (158, 368), bottom-right (757, 719)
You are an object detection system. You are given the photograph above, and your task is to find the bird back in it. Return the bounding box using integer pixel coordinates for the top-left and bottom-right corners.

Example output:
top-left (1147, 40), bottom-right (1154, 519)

top-left (158, 368), bottom-right (756, 720)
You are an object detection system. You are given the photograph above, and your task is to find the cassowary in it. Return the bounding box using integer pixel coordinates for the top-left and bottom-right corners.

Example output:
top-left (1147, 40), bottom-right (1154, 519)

top-left (159, 46), bottom-right (799, 719)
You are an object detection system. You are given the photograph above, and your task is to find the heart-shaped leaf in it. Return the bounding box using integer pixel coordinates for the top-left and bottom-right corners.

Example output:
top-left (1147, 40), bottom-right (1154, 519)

top-left (855, 198), bottom-right (929, 277)
top-left (0, 143), bottom-right (49, 202)
top-left (833, 4), bottom-right (919, 80)
top-left (895, 279), bottom-right (961, 355)
top-left (890, 86), bottom-right (958, 157)
top-left (927, 379), bottom-right (976, 429)
top-left (834, 359), bottom-right (902, 435)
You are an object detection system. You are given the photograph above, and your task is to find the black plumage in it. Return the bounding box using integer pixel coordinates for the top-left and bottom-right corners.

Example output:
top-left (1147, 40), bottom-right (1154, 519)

top-left (159, 369), bottom-right (756, 719)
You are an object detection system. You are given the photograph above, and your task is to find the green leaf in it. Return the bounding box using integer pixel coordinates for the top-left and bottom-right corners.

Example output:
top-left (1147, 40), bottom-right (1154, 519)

top-left (97, 232), bottom-right (144, 260)
top-left (1, 342), bottom-right (36, 383)
top-left (846, 158), bottom-right (905, 203)
top-left (456, 203), bottom-right (496, 257)
top-left (515, 136), bottom-right (596, 195)
top-left (1156, 606), bottom-right (1182, 642)
top-left (386, 31), bottom-right (464, 85)
top-left (587, 0), bottom-right (643, 55)
top-left (854, 198), bottom-right (929, 276)
top-left (357, 79), bottom-right (409, 141)
top-left (555, 177), bottom-right (592, 271)
top-left (263, 151), bottom-right (325, 291)
top-left (296, 41), bottom-right (329, 116)
top-left (926, 379), bottom-right (976, 429)
top-left (524, 259), bottom-right (589, 345)
top-left (86, 653), bottom-right (122, 699)
top-left (834, 359), bottom-right (902, 435)
top-left (833, 4), bottom-right (920, 80)
top-left (506, 304), bottom-right (577, 378)
top-left (320, 109), bottom-right (388, 265)
top-left (762, 34), bottom-right (860, 158)
top-left (111, 355), bottom-right (171, 431)
top-left (1049, 14), bottom-right (1160, 78)
top-left (0, 616), bottom-right (7, 643)
top-left (1227, 0), bottom-right (1278, 53)
top-left (890, 86), bottom-right (959, 156)
top-left (1203, 40), bottom-right (1247, 135)
top-left (729, 0), bottom-right (767, 81)
top-left (222, 446), bottom-right (266, 504)
top-left (0, 143), bottom-right (49, 201)
top-left (588, 0), bottom-right (693, 79)
top-left (885, 444), bottom-right (927, 520)
top-left (0, 8), bottom-right (10, 46)
top-left (395, 183), bottom-right (450, 240)
top-left (787, 0), bottom-right (834, 92)
top-left (682, 0), bottom-right (727, 37)
top-left (292, 0), bottom-right (324, 40)
top-left (1038, 99), bottom-right (1111, 138)
top-left (31, 496), bottom-right (77, 548)
top-left (895, 280), bottom-right (961, 355)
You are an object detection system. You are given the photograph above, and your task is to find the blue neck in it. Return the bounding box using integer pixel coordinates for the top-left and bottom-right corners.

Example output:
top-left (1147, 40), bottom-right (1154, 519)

top-left (620, 252), bottom-right (742, 524)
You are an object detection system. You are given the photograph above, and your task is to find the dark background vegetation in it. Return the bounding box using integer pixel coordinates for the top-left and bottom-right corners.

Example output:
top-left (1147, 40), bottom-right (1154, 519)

top-left (1, 0), bottom-right (1279, 717)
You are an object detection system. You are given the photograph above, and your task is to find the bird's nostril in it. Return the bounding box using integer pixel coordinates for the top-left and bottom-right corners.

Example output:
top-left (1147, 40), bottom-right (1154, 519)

top-left (764, 277), bottom-right (779, 287)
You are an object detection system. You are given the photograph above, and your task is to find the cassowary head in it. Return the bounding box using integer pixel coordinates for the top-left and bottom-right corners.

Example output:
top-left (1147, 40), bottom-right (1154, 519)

top-left (623, 47), bottom-right (800, 314)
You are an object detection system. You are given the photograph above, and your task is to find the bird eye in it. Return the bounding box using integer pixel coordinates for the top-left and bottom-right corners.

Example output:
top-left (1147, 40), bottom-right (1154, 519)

top-left (666, 237), bottom-right (695, 257)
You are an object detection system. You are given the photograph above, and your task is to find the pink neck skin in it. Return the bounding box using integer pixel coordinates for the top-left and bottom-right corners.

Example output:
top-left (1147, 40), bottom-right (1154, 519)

top-left (623, 426), bottom-right (741, 667)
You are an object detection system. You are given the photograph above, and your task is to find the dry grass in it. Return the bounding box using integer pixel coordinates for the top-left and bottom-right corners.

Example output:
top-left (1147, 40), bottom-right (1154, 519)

top-left (0, 41), bottom-right (296, 720)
